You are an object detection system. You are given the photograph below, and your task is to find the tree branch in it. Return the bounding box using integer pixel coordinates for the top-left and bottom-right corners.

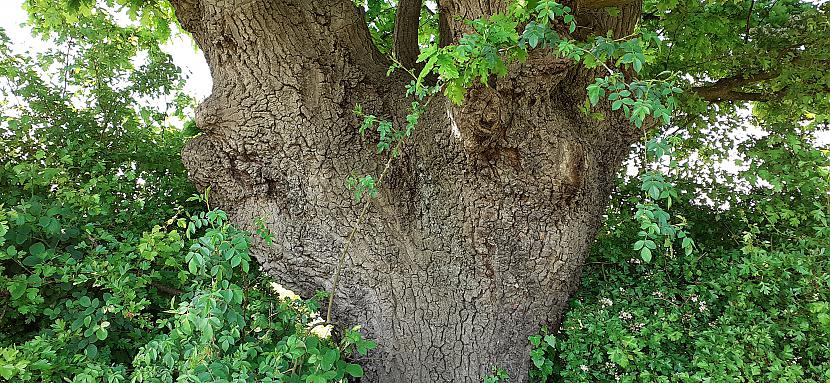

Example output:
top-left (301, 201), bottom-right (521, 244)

top-left (577, 0), bottom-right (641, 9)
top-left (394, 0), bottom-right (424, 69)
top-left (573, 0), bottom-right (644, 39)
top-left (167, 0), bottom-right (201, 34)
top-left (438, 0), bottom-right (452, 47)
top-left (152, 282), bottom-right (184, 296)
top-left (691, 71), bottom-right (782, 102)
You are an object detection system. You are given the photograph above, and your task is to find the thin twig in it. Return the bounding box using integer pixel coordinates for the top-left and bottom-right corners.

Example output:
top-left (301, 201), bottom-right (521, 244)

top-left (744, 0), bottom-right (756, 42)
top-left (325, 138), bottom-right (404, 323)
top-left (325, 88), bottom-right (435, 323)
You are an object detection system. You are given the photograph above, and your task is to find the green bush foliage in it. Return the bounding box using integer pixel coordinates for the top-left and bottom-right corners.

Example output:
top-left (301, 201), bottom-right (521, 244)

top-left (0, 6), bottom-right (374, 382)
top-left (540, 129), bottom-right (830, 382)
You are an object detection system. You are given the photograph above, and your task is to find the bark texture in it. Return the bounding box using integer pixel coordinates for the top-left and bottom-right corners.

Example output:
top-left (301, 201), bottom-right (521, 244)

top-left (170, 0), bottom-right (641, 381)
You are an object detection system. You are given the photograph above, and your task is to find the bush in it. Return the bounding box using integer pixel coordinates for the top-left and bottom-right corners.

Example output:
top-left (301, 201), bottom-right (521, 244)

top-left (541, 131), bottom-right (830, 382)
top-left (0, 11), bottom-right (374, 382)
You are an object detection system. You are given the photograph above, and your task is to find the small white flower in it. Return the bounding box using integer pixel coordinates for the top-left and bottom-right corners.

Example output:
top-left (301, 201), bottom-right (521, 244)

top-left (618, 311), bottom-right (633, 321)
top-left (580, 365), bottom-right (589, 372)
top-left (307, 317), bottom-right (333, 338)
top-left (270, 282), bottom-right (300, 301)
top-left (599, 298), bottom-right (613, 308)
top-left (310, 324), bottom-right (333, 339)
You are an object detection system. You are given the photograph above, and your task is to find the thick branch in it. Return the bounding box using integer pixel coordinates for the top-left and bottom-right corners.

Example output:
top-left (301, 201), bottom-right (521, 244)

top-left (170, 0), bottom-right (383, 74)
top-left (438, 0), bottom-right (452, 47)
top-left (691, 71), bottom-right (782, 102)
top-left (573, 0), bottom-right (643, 39)
top-left (167, 0), bottom-right (201, 34)
top-left (577, 0), bottom-right (641, 9)
top-left (394, 0), bottom-right (424, 69)
top-left (152, 282), bottom-right (184, 296)
top-left (694, 89), bottom-right (784, 102)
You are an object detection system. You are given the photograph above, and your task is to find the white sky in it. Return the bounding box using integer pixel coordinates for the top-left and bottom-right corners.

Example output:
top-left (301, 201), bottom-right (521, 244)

top-left (0, 0), bottom-right (212, 101)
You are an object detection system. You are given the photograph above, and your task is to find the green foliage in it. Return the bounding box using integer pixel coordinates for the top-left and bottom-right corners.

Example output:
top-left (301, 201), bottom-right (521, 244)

top-left (534, 128), bottom-right (830, 381)
top-left (353, 0), bottom-right (440, 53)
top-left (128, 209), bottom-right (375, 383)
top-left (346, 175), bottom-right (379, 202)
top-left (482, 366), bottom-right (510, 383)
top-left (0, 5), bottom-right (375, 383)
top-left (353, 0), bottom-right (398, 54)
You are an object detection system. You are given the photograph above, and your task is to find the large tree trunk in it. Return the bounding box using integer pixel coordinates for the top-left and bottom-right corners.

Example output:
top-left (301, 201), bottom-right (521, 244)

top-left (170, 0), bottom-right (641, 381)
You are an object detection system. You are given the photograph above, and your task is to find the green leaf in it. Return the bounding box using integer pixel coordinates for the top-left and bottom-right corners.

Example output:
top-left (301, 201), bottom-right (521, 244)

top-left (640, 247), bottom-right (652, 262)
top-left (85, 344), bottom-right (98, 358)
top-left (0, 365), bottom-right (16, 380)
top-left (436, 54), bottom-right (460, 80)
top-left (344, 363), bottom-right (364, 378)
top-left (587, 83), bottom-right (602, 105)
top-left (444, 82), bottom-right (466, 105)
top-left (28, 242), bottom-right (45, 257)
top-left (22, 255), bottom-right (42, 267)
top-left (95, 327), bottom-right (108, 341)
top-left (321, 348), bottom-right (339, 369)
top-left (9, 281), bottom-right (26, 300)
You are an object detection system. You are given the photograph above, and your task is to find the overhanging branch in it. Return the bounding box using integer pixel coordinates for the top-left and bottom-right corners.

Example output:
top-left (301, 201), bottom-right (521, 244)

top-left (577, 0), bottom-right (641, 9)
top-left (691, 71), bottom-right (783, 102)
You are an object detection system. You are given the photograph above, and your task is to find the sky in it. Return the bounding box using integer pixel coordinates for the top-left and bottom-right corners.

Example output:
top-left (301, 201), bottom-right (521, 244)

top-left (0, 0), bottom-right (213, 101)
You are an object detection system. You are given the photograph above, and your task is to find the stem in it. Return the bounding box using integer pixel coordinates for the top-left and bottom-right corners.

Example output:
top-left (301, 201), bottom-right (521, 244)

top-left (325, 90), bottom-right (435, 324)
top-left (325, 137), bottom-right (405, 323)
top-left (744, 0), bottom-right (756, 42)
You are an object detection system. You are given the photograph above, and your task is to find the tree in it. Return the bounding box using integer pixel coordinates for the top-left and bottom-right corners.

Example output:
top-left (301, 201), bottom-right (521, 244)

top-left (161, 0), bottom-right (826, 381)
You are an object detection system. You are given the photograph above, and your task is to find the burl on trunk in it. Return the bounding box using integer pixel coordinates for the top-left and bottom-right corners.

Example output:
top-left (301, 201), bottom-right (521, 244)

top-left (170, 0), bottom-right (640, 381)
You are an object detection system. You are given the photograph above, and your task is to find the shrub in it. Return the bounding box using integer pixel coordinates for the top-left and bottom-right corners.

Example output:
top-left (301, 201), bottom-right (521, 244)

top-left (541, 131), bottom-right (830, 382)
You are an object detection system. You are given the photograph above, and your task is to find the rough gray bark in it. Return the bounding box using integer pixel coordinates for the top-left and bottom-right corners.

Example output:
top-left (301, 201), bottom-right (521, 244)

top-left (170, 0), bottom-right (641, 381)
top-left (393, 0), bottom-right (423, 68)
